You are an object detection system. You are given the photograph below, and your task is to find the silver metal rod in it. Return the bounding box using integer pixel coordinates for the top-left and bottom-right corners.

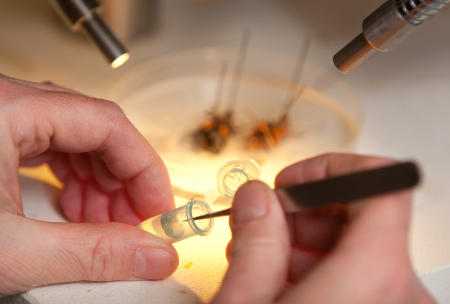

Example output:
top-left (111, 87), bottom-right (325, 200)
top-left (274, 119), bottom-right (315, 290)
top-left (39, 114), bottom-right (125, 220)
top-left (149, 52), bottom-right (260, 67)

top-left (280, 35), bottom-right (312, 121)
top-left (227, 30), bottom-right (251, 111)
top-left (333, 0), bottom-right (449, 73)
top-left (212, 62), bottom-right (228, 112)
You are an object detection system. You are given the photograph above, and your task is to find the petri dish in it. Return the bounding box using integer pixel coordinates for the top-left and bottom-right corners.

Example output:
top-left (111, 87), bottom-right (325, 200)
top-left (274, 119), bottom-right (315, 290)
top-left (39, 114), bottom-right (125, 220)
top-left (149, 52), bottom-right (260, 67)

top-left (111, 47), bottom-right (363, 195)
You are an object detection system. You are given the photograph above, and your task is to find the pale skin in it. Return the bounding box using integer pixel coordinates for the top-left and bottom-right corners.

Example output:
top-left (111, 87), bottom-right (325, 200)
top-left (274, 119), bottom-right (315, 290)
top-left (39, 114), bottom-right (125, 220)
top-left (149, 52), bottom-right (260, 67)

top-left (0, 74), bottom-right (178, 296)
top-left (214, 154), bottom-right (436, 304)
top-left (0, 74), bottom-right (435, 302)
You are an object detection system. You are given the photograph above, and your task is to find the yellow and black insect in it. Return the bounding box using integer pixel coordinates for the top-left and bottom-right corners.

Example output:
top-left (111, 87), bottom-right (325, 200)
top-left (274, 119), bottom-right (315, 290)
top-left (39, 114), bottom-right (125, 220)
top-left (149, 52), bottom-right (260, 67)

top-left (247, 86), bottom-right (306, 150)
top-left (193, 31), bottom-right (250, 154)
top-left (192, 110), bottom-right (234, 154)
top-left (247, 113), bottom-right (290, 150)
top-left (192, 61), bottom-right (235, 153)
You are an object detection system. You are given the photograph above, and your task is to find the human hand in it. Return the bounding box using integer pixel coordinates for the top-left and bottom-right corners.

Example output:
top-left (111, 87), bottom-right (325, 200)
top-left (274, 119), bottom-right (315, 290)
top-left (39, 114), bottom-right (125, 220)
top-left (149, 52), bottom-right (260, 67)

top-left (213, 153), bottom-right (435, 304)
top-left (0, 75), bottom-right (178, 296)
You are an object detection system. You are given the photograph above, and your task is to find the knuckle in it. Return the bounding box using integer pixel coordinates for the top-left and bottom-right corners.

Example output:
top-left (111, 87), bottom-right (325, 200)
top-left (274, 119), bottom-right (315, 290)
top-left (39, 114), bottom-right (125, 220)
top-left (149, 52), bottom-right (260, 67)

top-left (73, 95), bottom-right (125, 121)
top-left (84, 234), bottom-right (114, 281)
top-left (59, 223), bottom-right (140, 282)
top-left (96, 99), bottom-right (126, 119)
top-left (95, 99), bottom-right (130, 130)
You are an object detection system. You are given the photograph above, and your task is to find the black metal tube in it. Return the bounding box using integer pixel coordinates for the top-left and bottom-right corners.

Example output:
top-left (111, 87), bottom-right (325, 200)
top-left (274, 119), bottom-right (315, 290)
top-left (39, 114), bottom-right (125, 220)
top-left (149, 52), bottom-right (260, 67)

top-left (82, 13), bottom-right (129, 67)
top-left (51, 0), bottom-right (101, 29)
top-left (51, 0), bottom-right (129, 68)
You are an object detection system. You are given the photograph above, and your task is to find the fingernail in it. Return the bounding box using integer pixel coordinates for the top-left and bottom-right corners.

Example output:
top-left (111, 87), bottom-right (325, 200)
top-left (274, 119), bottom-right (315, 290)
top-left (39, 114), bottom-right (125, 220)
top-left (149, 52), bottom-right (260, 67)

top-left (232, 181), bottom-right (269, 226)
top-left (133, 247), bottom-right (177, 280)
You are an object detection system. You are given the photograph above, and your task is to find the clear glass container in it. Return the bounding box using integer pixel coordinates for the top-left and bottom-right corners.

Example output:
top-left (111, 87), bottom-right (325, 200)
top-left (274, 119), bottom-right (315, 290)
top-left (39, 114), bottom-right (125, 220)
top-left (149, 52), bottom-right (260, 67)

top-left (217, 159), bottom-right (260, 198)
top-left (139, 198), bottom-right (213, 243)
top-left (110, 47), bottom-right (363, 195)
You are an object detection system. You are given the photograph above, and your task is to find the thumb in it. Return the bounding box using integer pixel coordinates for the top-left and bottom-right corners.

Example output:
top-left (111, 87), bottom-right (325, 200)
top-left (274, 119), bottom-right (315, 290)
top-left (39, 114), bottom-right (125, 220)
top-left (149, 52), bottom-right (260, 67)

top-left (213, 181), bottom-right (290, 304)
top-left (1, 214), bottom-right (178, 295)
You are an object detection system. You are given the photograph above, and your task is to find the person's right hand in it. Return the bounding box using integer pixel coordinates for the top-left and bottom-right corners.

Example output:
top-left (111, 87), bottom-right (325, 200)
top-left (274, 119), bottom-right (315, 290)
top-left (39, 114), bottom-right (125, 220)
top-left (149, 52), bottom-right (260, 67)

top-left (214, 153), bottom-right (435, 304)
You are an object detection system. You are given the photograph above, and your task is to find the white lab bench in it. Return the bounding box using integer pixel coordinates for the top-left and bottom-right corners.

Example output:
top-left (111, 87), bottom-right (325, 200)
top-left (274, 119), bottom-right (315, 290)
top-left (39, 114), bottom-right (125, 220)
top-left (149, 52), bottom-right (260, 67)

top-left (1, 0), bottom-right (450, 303)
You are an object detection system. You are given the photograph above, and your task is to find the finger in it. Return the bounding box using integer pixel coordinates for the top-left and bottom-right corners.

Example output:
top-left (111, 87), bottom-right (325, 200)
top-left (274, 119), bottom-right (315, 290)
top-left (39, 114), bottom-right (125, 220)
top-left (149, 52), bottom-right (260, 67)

top-left (279, 188), bottom-right (435, 303)
top-left (275, 153), bottom-right (394, 250)
top-left (213, 181), bottom-right (290, 304)
top-left (49, 154), bottom-right (88, 222)
top-left (225, 240), bottom-right (232, 262)
top-left (48, 152), bottom-right (138, 224)
top-left (89, 152), bottom-right (122, 193)
top-left (59, 175), bottom-right (84, 222)
top-left (83, 183), bottom-right (111, 222)
top-left (110, 191), bottom-right (142, 225)
top-left (288, 246), bottom-right (326, 283)
top-left (0, 115), bottom-right (22, 214)
top-left (289, 205), bottom-right (348, 250)
top-left (48, 153), bottom-right (71, 181)
top-left (6, 84), bottom-right (174, 218)
top-left (275, 153), bottom-right (394, 187)
top-left (19, 150), bottom-right (56, 167)
top-left (0, 215), bottom-right (178, 296)
top-left (68, 153), bottom-right (92, 181)
top-left (30, 152), bottom-right (140, 224)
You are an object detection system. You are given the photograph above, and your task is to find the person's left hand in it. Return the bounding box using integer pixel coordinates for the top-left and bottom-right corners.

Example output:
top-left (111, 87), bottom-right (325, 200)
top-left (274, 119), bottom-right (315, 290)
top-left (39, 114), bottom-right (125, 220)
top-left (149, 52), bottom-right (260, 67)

top-left (0, 74), bottom-right (178, 296)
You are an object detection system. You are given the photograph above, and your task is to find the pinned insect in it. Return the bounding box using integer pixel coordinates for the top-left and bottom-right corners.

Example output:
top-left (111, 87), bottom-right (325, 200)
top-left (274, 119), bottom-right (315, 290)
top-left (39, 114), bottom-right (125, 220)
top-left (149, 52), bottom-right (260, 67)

top-left (247, 36), bottom-right (311, 150)
top-left (192, 30), bottom-right (250, 153)
top-left (247, 111), bottom-right (292, 150)
top-left (191, 100), bottom-right (234, 154)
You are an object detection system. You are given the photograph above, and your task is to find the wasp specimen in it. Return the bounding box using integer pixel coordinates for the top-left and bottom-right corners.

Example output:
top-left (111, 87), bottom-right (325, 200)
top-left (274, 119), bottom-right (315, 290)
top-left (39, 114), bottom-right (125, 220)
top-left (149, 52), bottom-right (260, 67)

top-left (247, 36), bottom-right (312, 150)
top-left (192, 30), bottom-right (250, 153)
top-left (191, 62), bottom-right (233, 153)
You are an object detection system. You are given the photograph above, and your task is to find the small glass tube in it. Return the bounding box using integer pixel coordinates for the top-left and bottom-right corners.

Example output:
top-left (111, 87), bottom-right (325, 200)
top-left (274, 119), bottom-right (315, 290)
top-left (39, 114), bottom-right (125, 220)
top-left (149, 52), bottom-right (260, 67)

top-left (217, 160), bottom-right (261, 198)
top-left (139, 198), bottom-right (213, 243)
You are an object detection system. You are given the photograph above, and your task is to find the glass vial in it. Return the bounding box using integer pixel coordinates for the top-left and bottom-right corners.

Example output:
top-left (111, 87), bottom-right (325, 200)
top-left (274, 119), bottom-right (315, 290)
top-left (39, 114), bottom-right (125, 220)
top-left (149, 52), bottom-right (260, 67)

top-left (216, 159), bottom-right (261, 198)
top-left (138, 198), bottom-right (213, 243)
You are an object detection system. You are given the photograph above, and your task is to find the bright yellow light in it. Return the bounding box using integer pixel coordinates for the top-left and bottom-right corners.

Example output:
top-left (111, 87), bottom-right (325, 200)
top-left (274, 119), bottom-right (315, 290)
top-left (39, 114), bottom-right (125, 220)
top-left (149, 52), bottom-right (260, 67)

top-left (111, 53), bottom-right (130, 69)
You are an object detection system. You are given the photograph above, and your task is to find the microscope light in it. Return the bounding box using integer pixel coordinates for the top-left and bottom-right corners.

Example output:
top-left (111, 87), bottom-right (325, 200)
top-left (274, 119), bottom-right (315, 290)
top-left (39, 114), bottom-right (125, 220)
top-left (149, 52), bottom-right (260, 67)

top-left (51, 0), bottom-right (130, 69)
top-left (334, 0), bottom-right (449, 73)
top-left (111, 53), bottom-right (130, 69)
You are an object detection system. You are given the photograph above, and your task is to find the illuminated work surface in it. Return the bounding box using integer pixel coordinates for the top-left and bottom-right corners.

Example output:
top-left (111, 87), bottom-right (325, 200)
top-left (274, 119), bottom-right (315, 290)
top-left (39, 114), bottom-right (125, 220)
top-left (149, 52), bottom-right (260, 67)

top-left (18, 174), bottom-right (231, 304)
top-left (16, 170), bottom-right (450, 304)
top-left (3, 0), bottom-right (450, 303)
